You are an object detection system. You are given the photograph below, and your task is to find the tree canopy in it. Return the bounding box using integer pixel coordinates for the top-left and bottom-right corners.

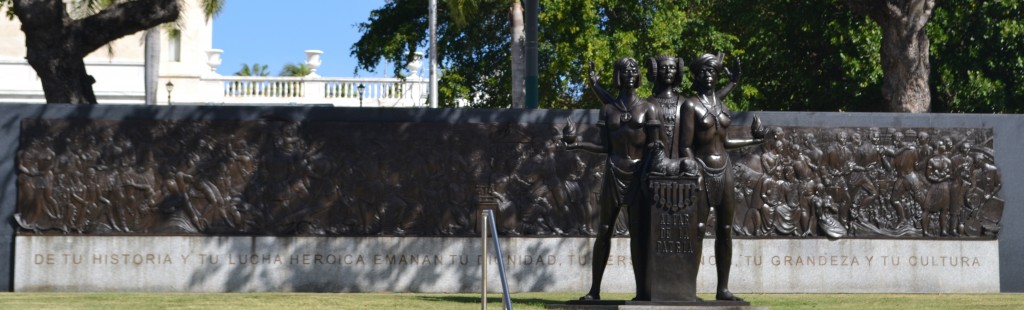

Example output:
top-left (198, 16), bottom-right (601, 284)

top-left (929, 0), bottom-right (1024, 113)
top-left (351, 0), bottom-right (1023, 113)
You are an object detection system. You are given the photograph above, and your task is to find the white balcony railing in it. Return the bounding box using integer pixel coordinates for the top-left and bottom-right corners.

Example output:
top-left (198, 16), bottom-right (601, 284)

top-left (199, 76), bottom-right (429, 107)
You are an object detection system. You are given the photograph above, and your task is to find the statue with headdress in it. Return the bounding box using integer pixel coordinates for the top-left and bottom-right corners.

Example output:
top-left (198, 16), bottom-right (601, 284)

top-left (678, 52), bottom-right (767, 302)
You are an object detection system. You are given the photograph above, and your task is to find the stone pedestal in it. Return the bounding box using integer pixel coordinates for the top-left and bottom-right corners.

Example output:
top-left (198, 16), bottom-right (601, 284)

top-left (644, 175), bottom-right (704, 301)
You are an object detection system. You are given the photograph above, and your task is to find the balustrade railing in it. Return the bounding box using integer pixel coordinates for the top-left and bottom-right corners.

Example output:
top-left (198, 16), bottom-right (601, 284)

top-left (201, 76), bottom-right (429, 107)
top-left (221, 76), bottom-right (305, 98)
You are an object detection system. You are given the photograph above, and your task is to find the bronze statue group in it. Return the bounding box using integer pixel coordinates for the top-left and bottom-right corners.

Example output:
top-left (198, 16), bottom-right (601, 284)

top-left (562, 53), bottom-right (1004, 302)
top-left (563, 53), bottom-right (766, 302)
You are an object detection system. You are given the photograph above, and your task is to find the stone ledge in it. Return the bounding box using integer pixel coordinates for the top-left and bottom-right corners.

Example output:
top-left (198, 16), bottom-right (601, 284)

top-left (14, 236), bottom-right (999, 293)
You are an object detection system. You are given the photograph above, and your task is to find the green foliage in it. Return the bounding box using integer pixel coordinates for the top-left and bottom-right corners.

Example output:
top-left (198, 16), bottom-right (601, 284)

top-left (929, 0), bottom-right (1024, 113)
top-left (234, 63), bottom-right (270, 76)
top-left (713, 0), bottom-right (884, 112)
top-left (200, 0), bottom-right (225, 21)
top-left (279, 63), bottom-right (312, 77)
top-left (350, 0), bottom-right (1021, 112)
top-left (352, 0), bottom-right (743, 109)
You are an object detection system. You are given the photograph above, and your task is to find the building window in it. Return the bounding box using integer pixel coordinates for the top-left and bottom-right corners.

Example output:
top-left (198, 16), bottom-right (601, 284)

top-left (167, 28), bottom-right (181, 62)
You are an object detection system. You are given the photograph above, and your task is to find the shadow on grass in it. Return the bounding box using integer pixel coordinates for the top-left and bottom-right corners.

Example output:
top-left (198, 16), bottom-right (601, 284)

top-left (414, 295), bottom-right (567, 306)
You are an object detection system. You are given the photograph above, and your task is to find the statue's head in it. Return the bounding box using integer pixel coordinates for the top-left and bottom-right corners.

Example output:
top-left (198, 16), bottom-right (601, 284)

top-left (836, 131), bottom-right (848, 144)
top-left (803, 133), bottom-right (816, 145)
top-left (690, 53), bottom-right (722, 91)
top-left (903, 130), bottom-right (917, 146)
top-left (973, 152), bottom-right (988, 166)
top-left (939, 137), bottom-right (953, 153)
top-left (646, 55), bottom-right (682, 87)
top-left (960, 142), bottom-right (972, 154)
top-left (613, 57), bottom-right (641, 89)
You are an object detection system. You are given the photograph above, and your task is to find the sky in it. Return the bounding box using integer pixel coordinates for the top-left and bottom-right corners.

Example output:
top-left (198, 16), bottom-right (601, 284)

top-left (212, 0), bottom-right (394, 78)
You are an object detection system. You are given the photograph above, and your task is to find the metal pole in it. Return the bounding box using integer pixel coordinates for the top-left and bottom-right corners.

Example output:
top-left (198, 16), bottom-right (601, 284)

top-left (486, 210), bottom-right (512, 310)
top-left (429, 0), bottom-right (439, 108)
top-left (481, 210), bottom-right (488, 310)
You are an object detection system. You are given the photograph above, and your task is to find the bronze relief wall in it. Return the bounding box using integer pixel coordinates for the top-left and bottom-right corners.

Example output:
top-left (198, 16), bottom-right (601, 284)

top-left (728, 126), bottom-right (1002, 239)
top-left (14, 119), bottom-right (1002, 239)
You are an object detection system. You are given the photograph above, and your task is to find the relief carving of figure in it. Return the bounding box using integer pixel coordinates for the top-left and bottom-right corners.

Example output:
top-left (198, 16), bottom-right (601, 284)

top-left (923, 137), bottom-right (953, 236)
top-left (967, 150), bottom-right (1002, 236)
top-left (14, 141), bottom-right (59, 232)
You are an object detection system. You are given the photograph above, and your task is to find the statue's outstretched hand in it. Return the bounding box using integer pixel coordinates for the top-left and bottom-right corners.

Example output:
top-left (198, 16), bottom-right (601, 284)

top-left (588, 61), bottom-right (600, 87)
top-left (725, 57), bottom-right (742, 84)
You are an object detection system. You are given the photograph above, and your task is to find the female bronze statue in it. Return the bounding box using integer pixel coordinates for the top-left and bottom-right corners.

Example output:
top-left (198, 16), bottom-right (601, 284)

top-left (679, 53), bottom-right (765, 301)
top-left (565, 57), bottom-right (658, 301)
top-left (646, 55), bottom-right (686, 161)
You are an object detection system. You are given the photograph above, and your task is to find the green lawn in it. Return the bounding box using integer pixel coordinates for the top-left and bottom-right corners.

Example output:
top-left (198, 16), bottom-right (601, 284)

top-left (0, 292), bottom-right (1021, 309)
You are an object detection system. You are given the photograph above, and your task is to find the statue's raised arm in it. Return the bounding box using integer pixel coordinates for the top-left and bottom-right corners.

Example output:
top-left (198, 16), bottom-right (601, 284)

top-left (588, 60), bottom-right (616, 106)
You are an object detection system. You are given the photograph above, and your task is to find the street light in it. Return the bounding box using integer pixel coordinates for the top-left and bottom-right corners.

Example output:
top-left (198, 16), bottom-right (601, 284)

top-left (165, 81), bottom-right (174, 104)
top-left (357, 83), bottom-right (365, 107)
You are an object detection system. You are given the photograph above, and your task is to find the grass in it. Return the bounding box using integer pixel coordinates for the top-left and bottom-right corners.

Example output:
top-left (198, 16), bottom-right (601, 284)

top-left (0, 292), bottom-right (1021, 309)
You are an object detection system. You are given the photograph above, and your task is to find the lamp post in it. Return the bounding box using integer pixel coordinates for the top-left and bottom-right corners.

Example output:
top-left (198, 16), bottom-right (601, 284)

top-left (165, 81), bottom-right (174, 104)
top-left (357, 83), bottom-right (365, 107)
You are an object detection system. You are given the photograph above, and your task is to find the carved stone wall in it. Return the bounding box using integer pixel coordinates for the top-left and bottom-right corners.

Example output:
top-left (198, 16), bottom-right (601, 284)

top-left (15, 119), bottom-right (1002, 239)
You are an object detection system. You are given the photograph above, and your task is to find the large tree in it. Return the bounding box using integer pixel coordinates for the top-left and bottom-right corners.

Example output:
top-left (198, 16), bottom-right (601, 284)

top-left (843, 0), bottom-right (935, 112)
top-left (3, 0), bottom-right (224, 104)
top-left (713, 0), bottom-right (884, 112)
top-left (10, 0), bottom-right (180, 104)
top-left (352, 0), bottom-right (737, 109)
top-left (354, 0), bottom-right (1018, 113)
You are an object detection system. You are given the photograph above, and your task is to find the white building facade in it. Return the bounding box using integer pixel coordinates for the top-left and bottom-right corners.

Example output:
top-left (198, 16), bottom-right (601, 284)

top-left (0, 0), bottom-right (426, 107)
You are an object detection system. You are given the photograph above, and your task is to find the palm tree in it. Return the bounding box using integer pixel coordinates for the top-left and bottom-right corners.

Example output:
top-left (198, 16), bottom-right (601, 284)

top-left (279, 63), bottom-right (312, 77)
top-left (234, 63), bottom-right (270, 77)
top-left (231, 63), bottom-right (269, 96)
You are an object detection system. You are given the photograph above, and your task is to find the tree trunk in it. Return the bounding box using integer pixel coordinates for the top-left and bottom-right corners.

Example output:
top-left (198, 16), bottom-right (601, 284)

top-left (13, 0), bottom-right (179, 104)
top-left (144, 27), bottom-right (161, 105)
top-left (845, 0), bottom-right (935, 112)
top-left (878, 9), bottom-right (932, 112)
top-left (510, 1), bottom-right (525, 109)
